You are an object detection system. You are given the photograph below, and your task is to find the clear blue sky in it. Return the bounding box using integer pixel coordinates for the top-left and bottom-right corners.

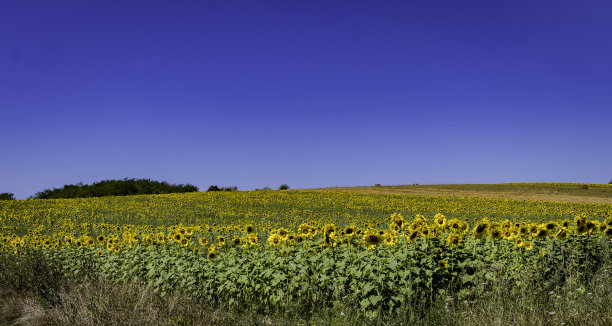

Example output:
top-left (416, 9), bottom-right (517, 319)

top-left (1, 0), bottom-right (611, 199)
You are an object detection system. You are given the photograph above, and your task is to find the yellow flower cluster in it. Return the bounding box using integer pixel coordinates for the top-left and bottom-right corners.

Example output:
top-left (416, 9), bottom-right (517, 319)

top-left (1, 191), bottom-right (611, 256)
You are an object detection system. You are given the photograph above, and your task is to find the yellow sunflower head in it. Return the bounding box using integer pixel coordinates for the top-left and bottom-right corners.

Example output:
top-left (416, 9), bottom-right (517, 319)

top-left (447, 233), bottom-right (462, 247)
top-left (363, 230), bottom-right (382, 247)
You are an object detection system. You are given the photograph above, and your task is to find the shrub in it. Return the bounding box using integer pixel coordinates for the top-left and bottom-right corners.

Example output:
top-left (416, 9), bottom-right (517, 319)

top-left (278, 184), bottom-right (290, 190)
top-left (32, 179), bottom-right (198, 199)
top-left (207, 185), bottom-right (238, 192)
top-left (0, 193), bottom-right (15, 200)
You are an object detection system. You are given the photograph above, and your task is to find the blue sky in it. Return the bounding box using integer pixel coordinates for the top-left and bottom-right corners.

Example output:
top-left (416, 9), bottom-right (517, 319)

top-left (1, 0), bottom-right (611, 199)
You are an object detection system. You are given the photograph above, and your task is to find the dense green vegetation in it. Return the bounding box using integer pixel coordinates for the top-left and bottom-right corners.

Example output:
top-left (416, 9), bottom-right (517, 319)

top-left (0, 193), bottom-right (15, 201)
top-left (207, 185), bottom-right (238, 192)
top-left (32, 178), bottom-right (198, 199)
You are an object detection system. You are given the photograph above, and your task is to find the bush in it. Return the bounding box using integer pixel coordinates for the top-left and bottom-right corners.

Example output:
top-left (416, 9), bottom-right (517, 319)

top-left (32, 179), bottom-right (198, 199)
top-left (278, 184), bottom-right (290, 190)
top-left (0, 193), bottom-right (15, 200)
top-left (207, 185), bottom-right (238, 192)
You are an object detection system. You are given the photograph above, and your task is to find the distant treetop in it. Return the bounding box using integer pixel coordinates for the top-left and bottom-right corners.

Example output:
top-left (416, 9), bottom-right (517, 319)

top-left (32, 178), bottom-right (198, 199)
top-left (0, 193), bottom-right (15, 200)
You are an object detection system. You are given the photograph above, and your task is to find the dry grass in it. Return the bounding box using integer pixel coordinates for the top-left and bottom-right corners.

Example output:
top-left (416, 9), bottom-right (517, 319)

top-left (307, 183), bottom-right (612, 204)
top-left (1, 278), bottom-right (275, 326)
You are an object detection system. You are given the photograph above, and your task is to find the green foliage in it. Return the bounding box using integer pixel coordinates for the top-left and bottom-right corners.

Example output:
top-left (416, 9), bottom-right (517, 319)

top-left (45, 235), bottom-right (612, 319)
top-left (207, 185), bottom-right (238, 192)
top-left (279, 184), bottom-right (290, 190)
top-left (0, 193), bottom-right (15, 200)
top-left (32, 178), bottom-right (198, 199)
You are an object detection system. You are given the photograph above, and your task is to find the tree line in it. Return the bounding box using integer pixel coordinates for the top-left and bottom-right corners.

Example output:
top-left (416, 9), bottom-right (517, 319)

top-left (1, 181), bottom-right (293, 200)
top-left (30, 178), bottom-right (198, 199)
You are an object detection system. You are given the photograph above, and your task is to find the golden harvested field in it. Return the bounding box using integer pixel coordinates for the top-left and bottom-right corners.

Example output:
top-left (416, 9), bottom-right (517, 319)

top-left (310, 183), bottom-right (612, 204)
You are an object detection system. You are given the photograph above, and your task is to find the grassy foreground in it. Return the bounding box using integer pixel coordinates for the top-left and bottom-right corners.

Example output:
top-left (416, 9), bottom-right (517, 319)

top-left (1, 249), bottom-right (611, 326)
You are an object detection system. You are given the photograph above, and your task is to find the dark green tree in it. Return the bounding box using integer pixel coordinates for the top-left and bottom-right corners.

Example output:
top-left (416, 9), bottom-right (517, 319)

top-left (0, 193), bottom-right (15, 200)
top-left (32, 178), bottom-right (198, 199)
top-left (278, 184), bottom-right (290, 190)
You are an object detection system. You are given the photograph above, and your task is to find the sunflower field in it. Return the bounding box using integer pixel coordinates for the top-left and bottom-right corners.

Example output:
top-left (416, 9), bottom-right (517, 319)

top-left (1, 190), bottom-right (612, 320)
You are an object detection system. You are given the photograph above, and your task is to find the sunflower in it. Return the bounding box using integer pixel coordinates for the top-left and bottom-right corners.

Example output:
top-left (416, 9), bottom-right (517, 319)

top-left (383, 233), bottom-right (397, 246)
top-left (297, 223), bottom-right (311, 236)
top-left (344, 226), bottom-right (356, 237)
top-left (555, 228), bottom-right (569, 240)
top-left (490, 228), bottom-right (503, 240)
top-left (575, 214), bottom-right (587, 227)
top-left (502, 230), bottom-right (515, 240)
top-left (515, 238), bottom-right (524, 247)
top-left (323, 234), bottom-right (336, 247)
top-left (277, 228), bottom-right (290, 239)
top-left (217, 235), bottom-right (226, 245)
top-left (434, 213), bottom-right (446, 228)
top-left (323, 224), bottom-right (336, 237)
top-left (438, 260), bottom-right (448, 269)
top-left (198, 237), bottom-right (208, 246)
top-left (97, 250), bottom-right (103, 257)
top-left (248, 233), bottom-right (259, 245)
top-left (586, 221), bottom-right (597, 232)
top-left (534, 228), bottom-right (548, 240)
top-left (447, 218), bottom-right (461, 232)
top-left (576, 224), bottom-right (588, 235)
top-left (389, 223), bottom-right (402, 233)
top-left (308, 227), bottom-right (318, 237)
top-left (245, 225), bottom-right (254, 233)
top-left (363, 231), bottom-right (382, 247)
top-left (267, 234), bottom-right (283, 247)
top-left (472, 222), bottom-right (488, 239)
top-left (604, 227), bottom-right (612, 239)
top-left (207, 251), bottom-right (217, 260)
top-left (97, 235), bottom-right (106, 243)
top-left (420, 226), bottom-right (431, 238)
top-left (173, 233), bottom-right (183, 243)
top-left (500, 220), bottom-right (512, 230)
top-left (180, 238), bottom-right (189, 247)
top-left (447, 233), bottom-right (461, 247)
top-left (528, 224), bottom-right (539, 235)
top-left (523, 241), bottom-right (533, 250)
top-left (545, 221), bottom-right (558, 231)
top-left (406, 230), bottom-right (420, 243)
